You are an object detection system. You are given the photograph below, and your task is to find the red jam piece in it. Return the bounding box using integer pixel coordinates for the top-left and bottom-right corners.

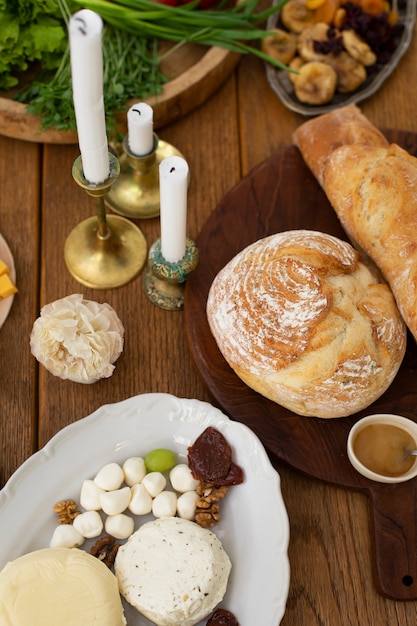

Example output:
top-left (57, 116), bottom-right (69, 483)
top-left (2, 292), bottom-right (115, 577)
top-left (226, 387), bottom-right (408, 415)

top-left (206, 608), bottom-right (239, 625)
top-left (188, 426), bottom-right (244, 486)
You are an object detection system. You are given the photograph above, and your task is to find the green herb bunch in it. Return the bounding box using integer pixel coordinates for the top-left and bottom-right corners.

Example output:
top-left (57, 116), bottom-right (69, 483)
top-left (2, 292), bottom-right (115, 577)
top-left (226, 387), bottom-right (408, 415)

top-left (4, 0), bottom-right (288, 134)
top-left (16, 25), bottom-right (166, 133)
top-left (0, 0), bottom-right (68, 90)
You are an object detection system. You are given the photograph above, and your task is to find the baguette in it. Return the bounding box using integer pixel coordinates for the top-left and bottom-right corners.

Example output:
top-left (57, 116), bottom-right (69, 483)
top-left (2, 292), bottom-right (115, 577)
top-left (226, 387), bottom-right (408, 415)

top-left (293, 104), bottom-right (417, 342)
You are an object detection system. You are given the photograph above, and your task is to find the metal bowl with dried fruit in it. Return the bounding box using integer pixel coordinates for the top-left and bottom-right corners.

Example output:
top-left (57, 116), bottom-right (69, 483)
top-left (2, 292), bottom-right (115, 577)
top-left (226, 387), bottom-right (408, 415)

top-left (264, 0), bottom-right (416, 114)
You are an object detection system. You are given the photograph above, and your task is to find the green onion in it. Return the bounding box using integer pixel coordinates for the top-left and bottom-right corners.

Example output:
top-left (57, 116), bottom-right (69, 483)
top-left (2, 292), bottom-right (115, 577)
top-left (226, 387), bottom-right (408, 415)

top-left (14, 0), bottom-right (290, 134)
top-left (73, 0), bottom-right (290, 70)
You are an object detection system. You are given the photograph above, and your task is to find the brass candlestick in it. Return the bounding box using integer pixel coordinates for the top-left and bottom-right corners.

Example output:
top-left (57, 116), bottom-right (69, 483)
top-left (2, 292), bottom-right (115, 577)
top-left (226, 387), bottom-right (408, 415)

top-left (144, 238), bottom-right (199, 310)
top-left (105, 134), bottom-right (186, 219)
top-left (64, 153), bottom-right (147, 289)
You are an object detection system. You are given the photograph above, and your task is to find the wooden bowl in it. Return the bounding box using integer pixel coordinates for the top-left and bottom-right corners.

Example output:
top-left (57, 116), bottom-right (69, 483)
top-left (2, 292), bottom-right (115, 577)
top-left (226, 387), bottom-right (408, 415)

top-left (0, 41), bottom-right (240, 144)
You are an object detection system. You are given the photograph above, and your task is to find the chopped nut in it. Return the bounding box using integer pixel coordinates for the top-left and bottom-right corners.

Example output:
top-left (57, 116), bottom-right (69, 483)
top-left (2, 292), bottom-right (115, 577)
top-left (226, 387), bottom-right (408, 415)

top-left (195, 504), bottom-right (221, 528)
top-left (53, 499), bottom-right (81, 524)
top-left (196, 482), bottom-right (228, 502)
top-left (90, 535), bottom-right (120, 569)
top-left (194, 482), bottom-right (228, 528)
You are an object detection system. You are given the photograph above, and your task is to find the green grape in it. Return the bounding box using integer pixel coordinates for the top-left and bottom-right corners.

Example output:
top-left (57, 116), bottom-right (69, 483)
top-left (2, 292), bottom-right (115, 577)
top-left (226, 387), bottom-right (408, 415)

top-left (145, 448), bottom-right (177, 473)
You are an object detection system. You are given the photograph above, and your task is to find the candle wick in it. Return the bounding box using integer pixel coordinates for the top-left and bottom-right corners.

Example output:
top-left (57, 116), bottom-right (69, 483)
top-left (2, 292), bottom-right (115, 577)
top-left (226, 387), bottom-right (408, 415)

top-left (132, 108), bottom-right (142, 116)
top-left (75, 17), bottom-right (87, 35)
top-left (170, 167), bottom-right (176, 173)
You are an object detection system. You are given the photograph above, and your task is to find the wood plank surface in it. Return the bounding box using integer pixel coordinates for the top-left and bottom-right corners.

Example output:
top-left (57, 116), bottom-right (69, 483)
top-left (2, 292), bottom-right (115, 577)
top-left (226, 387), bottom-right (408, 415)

top-left (1, 13), bottom-right (417, 626)
top-left (37, 74), bottom-right (240, 448)
top-left (0, 136), bottom-right (40, 486)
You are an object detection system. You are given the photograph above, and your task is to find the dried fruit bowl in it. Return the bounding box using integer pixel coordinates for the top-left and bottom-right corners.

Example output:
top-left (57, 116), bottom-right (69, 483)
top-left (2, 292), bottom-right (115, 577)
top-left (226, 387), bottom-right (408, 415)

top-left (265, 0), bottom-right (416, 115)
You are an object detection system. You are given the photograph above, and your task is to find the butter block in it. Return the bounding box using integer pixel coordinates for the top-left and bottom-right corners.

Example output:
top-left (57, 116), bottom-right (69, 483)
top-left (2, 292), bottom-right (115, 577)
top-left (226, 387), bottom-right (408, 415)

top-left (0, 273), bottom-right (17, 299)
top-left (0, 547), bottom-right (127, 626)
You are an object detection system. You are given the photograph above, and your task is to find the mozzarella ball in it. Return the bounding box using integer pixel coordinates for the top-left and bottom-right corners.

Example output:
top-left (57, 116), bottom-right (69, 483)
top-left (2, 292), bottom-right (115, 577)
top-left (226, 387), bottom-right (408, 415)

top-left (152, 491), bottom-right (177, 518)
top-left (50, 524), bottom-right (85, 548)
top-left (128, 483), bottom-right (153, 516)
top-left (100, 486), bottom-right (131, 516)
top-left (141, 472), bottom-right (166, 498)
top-left (169, 464), bottom-right (200, 493)
top-left (94, 463), bottom-right (124, 491)
top-left (122, 457), bottom-right (146, 486)
top-left (73, 510), bottom-right (103, 538)
top-left (105, 514), bottom-right (135, 540)
top-left (80, 479), bottom-right (105, 511)
top-left (177, 490), bottom-right (199, 520)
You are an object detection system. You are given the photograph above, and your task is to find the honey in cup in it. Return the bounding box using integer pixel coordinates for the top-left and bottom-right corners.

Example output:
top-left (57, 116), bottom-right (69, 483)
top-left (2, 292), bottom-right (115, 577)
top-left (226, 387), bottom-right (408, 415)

top-left (347, 414), bottom-right (417, 483)
top-left (352, 423), bottom-right (416, 478)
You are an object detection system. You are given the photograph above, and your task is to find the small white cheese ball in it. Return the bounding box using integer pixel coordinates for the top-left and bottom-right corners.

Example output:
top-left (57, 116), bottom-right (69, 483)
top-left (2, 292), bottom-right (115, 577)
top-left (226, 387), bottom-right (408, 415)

top-left (80, 479), bottom-right (105, 511)
top-left (169, 463), bottom-right (200, 493)
top-left (73, 510), bottom-right (103, 538)
top-left (94, 463), bottom-right (124, 491)
top-left (100, 486), bottom-right (131, 516)
top-left (50, 524), bottom-right (85, 548)
top-left (128, 483), bottom-right (153, 515)
top-left (105, 513), bottom-right (135, 539)
top-left (152, 491), bottom-right (177, 518)
top-left (122, 457), bottom-right (146, 486)
top-left (176, 490), bottom-right (199, 520)
top-left (141, 471), bottom-right (166, 498)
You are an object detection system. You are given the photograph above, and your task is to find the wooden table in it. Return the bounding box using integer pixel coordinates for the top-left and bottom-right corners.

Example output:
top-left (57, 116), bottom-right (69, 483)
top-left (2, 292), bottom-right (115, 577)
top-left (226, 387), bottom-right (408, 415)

top-left (2, 20), bottom-right (417, 625)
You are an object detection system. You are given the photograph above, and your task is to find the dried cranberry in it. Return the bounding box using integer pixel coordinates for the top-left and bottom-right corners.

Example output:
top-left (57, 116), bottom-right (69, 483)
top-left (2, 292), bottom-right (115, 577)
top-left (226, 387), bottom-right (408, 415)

top-left (339, 1), bottom-right (404, 69)
top-left (313, 34), bottom-right (343, 56)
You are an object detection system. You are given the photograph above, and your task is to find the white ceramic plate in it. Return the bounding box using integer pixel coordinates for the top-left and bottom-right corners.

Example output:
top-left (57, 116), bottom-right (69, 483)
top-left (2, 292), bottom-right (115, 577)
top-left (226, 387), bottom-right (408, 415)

top-left (0, 232), bottom-right (16, 328)
top-left (0, 393), bottom-right (290, 626)
top-left (265, 0), bottom-right (417, 116)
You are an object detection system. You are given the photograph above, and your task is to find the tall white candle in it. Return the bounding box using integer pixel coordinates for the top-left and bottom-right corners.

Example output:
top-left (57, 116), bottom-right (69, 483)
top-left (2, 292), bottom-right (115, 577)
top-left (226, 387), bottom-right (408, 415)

top-left (69, 9), bottom-right (109, 184)
top-left (159, 156), bottom-right (189, 263)
top-left (127, 103), bottom-right (154, 156)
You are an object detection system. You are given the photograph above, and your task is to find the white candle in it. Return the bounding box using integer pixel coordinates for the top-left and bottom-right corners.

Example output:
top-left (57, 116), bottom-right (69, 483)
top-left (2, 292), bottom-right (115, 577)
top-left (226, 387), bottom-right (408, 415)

top-left (69, 9), bottom-right (109, 184)
top-left (127, 103), bottom-right (154, 156)
top-left (159, 156), bottom-right (189, 263)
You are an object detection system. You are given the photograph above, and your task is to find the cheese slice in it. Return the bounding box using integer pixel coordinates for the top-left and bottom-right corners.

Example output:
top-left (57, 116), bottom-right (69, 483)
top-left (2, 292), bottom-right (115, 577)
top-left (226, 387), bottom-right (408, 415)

top-left (0, 273), bottom-right (17, 298)
top-left (0, 259), bottom-right (8, 276)
top-left (0, 547), bottom-right (126, 626)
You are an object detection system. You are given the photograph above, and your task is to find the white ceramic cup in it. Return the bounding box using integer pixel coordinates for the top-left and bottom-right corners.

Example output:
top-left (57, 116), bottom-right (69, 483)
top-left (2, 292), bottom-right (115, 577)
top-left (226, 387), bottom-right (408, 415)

top-left (347, 413), bottom-right (417, 484)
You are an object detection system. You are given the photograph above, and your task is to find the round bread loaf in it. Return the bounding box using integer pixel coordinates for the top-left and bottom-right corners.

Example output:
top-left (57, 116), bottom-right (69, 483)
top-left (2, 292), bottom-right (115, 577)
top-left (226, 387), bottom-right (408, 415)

top-left (206, 230), bottom-right (406, 418)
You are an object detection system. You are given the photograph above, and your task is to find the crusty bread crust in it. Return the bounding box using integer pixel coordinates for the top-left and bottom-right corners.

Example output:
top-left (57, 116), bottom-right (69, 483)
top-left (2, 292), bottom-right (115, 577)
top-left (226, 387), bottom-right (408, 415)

top-left (207, 230), bottom-right (406, 418)
top-left (293, 104), bottom-right (389, 186)
top-left (293, 104), bottom-right (417, 343)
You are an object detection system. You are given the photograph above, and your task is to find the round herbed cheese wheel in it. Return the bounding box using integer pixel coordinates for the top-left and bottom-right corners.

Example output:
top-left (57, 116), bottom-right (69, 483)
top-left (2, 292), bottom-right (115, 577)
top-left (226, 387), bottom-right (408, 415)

top-left (115, 516), bottom-right (231, 626)
top-left (206, 230), bottom-right (406, 418)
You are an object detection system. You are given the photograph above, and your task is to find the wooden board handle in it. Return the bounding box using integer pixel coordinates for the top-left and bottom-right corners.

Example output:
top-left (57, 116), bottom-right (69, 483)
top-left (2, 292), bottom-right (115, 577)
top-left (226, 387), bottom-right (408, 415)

top-left (369, 482), bottom-right (417, 600)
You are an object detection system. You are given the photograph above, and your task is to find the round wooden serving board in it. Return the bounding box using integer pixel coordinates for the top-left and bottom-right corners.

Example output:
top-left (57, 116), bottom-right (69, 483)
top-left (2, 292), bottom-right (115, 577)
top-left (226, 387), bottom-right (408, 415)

top-left (0, 42), bottom-right (239, 144)
top-left (184, 129), bottom-right (417, 602)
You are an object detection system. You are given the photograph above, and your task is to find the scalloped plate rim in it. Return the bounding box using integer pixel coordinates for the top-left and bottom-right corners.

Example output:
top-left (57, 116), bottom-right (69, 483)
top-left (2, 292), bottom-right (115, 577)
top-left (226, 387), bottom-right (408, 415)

top-left (0, 392), bottom-right (290, 626)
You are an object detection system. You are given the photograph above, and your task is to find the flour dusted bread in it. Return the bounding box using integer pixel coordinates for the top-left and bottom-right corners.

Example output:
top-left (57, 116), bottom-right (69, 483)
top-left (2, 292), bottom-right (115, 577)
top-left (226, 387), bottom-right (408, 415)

top-left (206, 230), bottom-right (406, 418)
top-left (293, 104), bottom-right (417, 343)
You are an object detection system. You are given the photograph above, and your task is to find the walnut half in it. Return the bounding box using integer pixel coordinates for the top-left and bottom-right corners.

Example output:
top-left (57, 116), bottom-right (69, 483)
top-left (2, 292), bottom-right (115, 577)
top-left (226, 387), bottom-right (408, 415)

top-left (195, 482), bottom-right (228, 528)
top-left (90, 535), bottom-right (120, 569)
top-left (53, 499), bottom-right (80, 525)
